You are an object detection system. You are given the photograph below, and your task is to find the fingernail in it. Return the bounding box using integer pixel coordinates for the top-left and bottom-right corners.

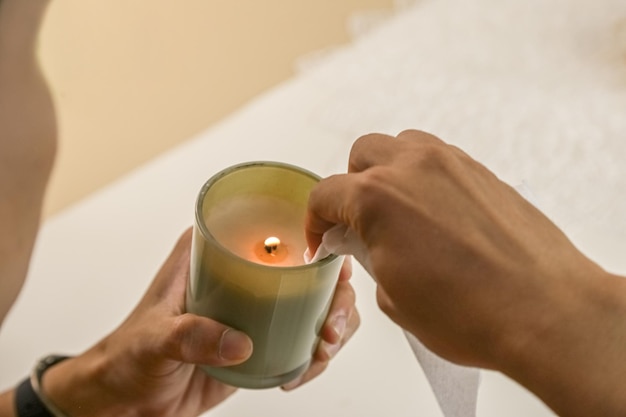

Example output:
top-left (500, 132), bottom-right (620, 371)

top-left (219, 329), bottom-right (252, 361)
top-left (332, 315), bottom-right (347, 340)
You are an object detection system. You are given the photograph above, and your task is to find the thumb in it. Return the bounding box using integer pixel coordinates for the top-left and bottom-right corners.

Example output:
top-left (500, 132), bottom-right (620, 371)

top-left (159, 313), bottom-right (253, 366)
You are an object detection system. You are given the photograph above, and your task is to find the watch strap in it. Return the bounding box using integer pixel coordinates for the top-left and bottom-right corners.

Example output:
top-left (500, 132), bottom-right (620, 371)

top-left (15, 355), bottom-right (72, 417)
top-left (15, 377), bottom-right (54, 417)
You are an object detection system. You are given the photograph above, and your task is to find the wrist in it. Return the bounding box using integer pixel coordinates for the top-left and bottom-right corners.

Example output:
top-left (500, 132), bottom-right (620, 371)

top-left (498, 260), bottom-right (626, 416)
top-left (42, 347), bottom-right (135, 417)
top-left (12, 355), bottom-right (72, 417)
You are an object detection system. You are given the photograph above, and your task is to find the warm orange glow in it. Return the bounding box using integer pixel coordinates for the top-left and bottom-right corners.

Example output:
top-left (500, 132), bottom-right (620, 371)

top-left (255, 236), bottom-right (288, 264)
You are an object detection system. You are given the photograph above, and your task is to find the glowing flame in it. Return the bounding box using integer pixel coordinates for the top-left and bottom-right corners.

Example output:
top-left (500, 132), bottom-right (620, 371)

top-left (264, 236), bottom-right (281, 254)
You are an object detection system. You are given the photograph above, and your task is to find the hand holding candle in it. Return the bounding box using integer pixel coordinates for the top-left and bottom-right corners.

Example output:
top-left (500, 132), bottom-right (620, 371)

top-left (34, 229), bottom-right (358, 417)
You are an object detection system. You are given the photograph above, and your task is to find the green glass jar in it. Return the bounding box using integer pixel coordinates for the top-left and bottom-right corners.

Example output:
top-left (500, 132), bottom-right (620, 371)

top-left (187, 162), bottom-right (343, 389)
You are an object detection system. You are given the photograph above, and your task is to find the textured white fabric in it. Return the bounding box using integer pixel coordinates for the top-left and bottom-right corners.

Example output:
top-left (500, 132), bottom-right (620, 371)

top-left (301, 0), bottom-right (626, 243)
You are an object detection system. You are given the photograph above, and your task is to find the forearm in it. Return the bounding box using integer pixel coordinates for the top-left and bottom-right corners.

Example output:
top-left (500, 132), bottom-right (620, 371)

top-left (0, 0), bottom-right (51, 73)
top-left (0, 0), bottom-right (56, 323)
top-left (500, 265), bottom-right (626, 416)
top-left (0, 0), bottom-right (56, 170)
top-left (0, 389), bottom-right (16, 417)
top-left (41, 349), bottom-right (135, 417)
top-left (0, 352), bottom-right (123, 417)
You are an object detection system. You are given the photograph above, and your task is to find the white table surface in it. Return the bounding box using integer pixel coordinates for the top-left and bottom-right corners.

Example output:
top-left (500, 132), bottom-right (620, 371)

top-left (3, 1), bottom-right (626, 415)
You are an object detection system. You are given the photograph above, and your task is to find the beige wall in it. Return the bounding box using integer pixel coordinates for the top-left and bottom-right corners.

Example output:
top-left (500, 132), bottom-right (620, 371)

top-left (38, 0), bottom-right (393, 217)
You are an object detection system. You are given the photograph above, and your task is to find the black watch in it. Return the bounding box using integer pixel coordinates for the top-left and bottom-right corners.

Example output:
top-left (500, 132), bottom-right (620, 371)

top-left (15, 355), bottom-right (71, 417)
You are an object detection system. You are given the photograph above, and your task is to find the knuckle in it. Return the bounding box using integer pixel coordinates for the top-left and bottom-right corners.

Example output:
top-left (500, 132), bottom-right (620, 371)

top-left (404, 141), bottom-right (458, 178)
top-left (350, 166), bottom-right (391, 203)
top-left (396, 129), bottom-right (423, 140)
top-left (396, 129), bottom-right (442, 144)
top-left (352, 132), bottom-right (392, 150)
top-left (163, 314), bottom-right (194, 357)
top-left (346, 167), bottom-right (396, 235)
top-left (414, 141), bottom-right (449, 164)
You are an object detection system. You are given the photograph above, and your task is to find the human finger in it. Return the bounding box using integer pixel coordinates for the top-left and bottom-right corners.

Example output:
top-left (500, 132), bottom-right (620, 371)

top-left (281, 280), bottom-right (359, 391)
top-left (395, 129), bottom-right (442, 144)
top-left (338, 256), bottom-right (353, 282)
top-left (317, 304), bottom-right (360, 361)
top-left (305, 173), bottom-right (360, 252)
top-left (281, 358), bottom-right (328, 391)
top-left (281, 309), bottom-right (360, 391)
top-left (348, 130), bottom-right (443, 173)
top-left (347, 133), bottom-right (396, 173)
top-left (142, 228), bottom-right (193, 306)
top-left (156, 314), bottom-right (253, 367)
top-left (319, 280), bottom-right (357, 347)
top-left (306, 130), bottom-right (447, 251)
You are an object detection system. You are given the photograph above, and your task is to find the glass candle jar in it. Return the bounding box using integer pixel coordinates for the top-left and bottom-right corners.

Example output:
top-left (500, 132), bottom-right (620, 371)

top-left (187, 161), bottom-right (343, 389)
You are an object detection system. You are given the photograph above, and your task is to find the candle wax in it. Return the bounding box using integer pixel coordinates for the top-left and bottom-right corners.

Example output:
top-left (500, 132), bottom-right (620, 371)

top-left (206, 195), bottom-right (307, 266)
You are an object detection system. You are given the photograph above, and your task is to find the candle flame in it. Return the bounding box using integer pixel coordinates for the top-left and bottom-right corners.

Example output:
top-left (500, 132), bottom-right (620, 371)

top-left (264, 236), bottom-right (281, 254)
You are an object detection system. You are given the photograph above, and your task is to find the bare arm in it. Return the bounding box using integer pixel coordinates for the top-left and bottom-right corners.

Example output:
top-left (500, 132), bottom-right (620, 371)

top-left (0, 1), bottom-right (55, 414)
top-left (307, 130), bottom-right (626, 416)
top-left (0, 390), bottom-right (15, 417)
top-left (0, 3), bottom-right (360, 416)
top-left (0, 0), bottom-right (56, 324)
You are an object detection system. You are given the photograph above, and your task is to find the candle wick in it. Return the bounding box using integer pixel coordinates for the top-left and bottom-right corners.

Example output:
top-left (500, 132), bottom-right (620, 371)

top-left (263, 237), bottom-right (280, 255)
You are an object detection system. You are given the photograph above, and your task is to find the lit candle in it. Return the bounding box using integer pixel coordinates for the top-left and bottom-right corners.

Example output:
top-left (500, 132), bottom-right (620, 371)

top-left (255, 236), bottom-right (288, 264)
top-left (187, 162), bottom-right (343, 389)
top-left (205, 194), bottom-right (307, 267)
